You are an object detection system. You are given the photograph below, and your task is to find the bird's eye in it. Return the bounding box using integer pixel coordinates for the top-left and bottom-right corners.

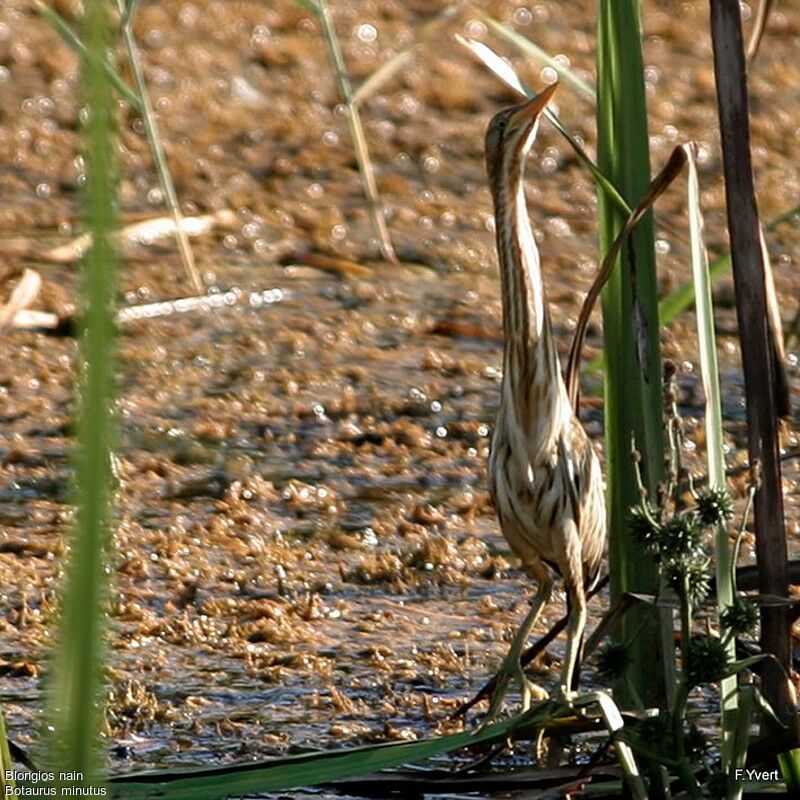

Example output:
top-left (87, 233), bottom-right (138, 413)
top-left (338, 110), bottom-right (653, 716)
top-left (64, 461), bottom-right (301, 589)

top-left (497, 119), bottom-right (507, 131)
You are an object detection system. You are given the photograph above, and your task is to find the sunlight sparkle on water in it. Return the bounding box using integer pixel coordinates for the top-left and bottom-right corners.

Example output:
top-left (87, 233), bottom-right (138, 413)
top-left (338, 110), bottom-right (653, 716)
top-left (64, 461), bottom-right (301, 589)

top-left (355, 23), bottom-right (377, 43)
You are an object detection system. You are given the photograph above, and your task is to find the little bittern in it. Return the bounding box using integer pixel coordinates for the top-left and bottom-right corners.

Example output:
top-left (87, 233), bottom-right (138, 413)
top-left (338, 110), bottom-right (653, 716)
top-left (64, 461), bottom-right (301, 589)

top-left (483, 84), bottom-right (606, 718)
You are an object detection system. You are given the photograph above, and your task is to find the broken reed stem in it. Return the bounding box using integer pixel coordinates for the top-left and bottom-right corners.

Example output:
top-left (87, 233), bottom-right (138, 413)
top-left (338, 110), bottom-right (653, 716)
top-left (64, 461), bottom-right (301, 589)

top-left (118, 0), bottom-right (204, 294)
top-left (708, 0), bottom-right (791, 722)
top-left (315, 0), bottom-right (398, 265)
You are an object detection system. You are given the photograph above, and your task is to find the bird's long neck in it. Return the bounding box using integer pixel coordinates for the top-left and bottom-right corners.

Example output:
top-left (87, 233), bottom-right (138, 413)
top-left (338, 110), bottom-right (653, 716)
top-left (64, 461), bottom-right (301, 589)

top-left (492, 175), bottom-right (566, 440)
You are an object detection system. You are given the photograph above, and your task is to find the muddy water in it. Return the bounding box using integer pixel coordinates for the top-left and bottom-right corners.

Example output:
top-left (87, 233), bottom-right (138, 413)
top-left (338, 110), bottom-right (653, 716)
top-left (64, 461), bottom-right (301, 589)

top-left (0, 0), bottom-right (799, 779)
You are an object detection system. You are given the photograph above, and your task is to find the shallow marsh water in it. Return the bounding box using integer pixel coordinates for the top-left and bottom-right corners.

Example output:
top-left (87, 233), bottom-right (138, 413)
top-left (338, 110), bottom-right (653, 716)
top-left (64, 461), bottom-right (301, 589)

top-left (0, 0), bottom-right (799, 789)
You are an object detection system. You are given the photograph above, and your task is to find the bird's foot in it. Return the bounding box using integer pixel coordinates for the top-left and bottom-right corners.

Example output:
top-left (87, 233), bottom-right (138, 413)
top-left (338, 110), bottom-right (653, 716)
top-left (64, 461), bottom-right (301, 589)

top-left (521, 677), bottom-right (550, 711)
top-left (477, 658), bottom-right (548, 730)
top-left (555, 683), bottom-right (575, 702)
top-left (554, 684), bottom-right (593, 718)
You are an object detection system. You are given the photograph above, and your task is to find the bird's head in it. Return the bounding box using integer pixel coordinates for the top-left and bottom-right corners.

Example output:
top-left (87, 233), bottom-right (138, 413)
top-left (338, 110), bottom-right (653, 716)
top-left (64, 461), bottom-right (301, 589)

top-left (484, 82), bottom-right (558, 187)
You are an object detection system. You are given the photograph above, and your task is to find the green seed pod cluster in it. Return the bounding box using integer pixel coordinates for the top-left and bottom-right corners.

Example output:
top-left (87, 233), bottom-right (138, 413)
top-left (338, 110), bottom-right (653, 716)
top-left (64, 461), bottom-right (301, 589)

top-left (596, 641), bottom-right (632, 680)
top-left (686, 635), bottom-right (729, 686)
top-left (628, 500), bottom-right (662, 553)
top-left (658, 514), bottom-right (703, 558)
top-left (720, 597), bottom-right (759, 636)
top-left (684, 723), bottom-right (711, 759)
top-left (628, 485), bottom-right (734, 608)
top-left (705, 770), bottom-right (729, 799)
top-left (629, 505), bottom-right (705, 562)
top-left (664, 555), bottom-right (711, 605)
top-left (634, 710), bottom-right (671, 752)
top-left (695, 486), bottom-right (735, 527)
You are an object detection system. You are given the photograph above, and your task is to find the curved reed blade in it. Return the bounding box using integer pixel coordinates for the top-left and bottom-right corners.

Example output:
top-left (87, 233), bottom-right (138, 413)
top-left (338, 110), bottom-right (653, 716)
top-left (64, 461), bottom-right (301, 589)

top-left (571, 691), bottom-right (647, 800)
top-left (475, 10), bottom-right (596, 100)
top-left (456, 35), bottom-right (630, 215)
top-left (565, 145), bottom-right (690, 411)
top-left (746, 0), bottom-right (773, 62)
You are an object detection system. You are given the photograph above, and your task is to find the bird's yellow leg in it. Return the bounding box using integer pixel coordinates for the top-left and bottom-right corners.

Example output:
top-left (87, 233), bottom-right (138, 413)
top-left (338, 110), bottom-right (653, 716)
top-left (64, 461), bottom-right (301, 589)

top-left (483, 572), bottom-right (552, 724)
top-left (558, 584), bottom-right (587, 701)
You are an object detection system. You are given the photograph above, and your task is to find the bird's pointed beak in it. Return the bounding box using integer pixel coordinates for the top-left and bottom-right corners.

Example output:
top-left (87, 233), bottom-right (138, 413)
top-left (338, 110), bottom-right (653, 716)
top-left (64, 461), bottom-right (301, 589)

top-left (510, 82), bottom-right (559, 130)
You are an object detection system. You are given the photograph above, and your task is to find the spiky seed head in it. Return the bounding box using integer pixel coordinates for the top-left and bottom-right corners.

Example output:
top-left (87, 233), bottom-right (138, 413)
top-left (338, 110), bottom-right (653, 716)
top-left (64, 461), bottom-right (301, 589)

top-left (664, 555), bottom-right (711, 605)
top-left (720, 597), bottom-right (759, 636)
top-left (684, 723), bottom-right (711, 759)
top-left (634, 711), bottom-right (671, 751)
top-left (695, 487), bottom-right (735, 528)
top-left (658, 513), bottom-right (703, 558)
top-left (628, 500), bottom-right (662, 553)
top-left (596, 641), bottom-right (632, 680)
top-left (686, 635), bottom-right (729, 686)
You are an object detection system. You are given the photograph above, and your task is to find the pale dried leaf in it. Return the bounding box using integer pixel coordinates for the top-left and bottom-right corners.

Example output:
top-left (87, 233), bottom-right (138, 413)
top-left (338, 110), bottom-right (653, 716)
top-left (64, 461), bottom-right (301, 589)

top-left (7, 310), bottom-right (61, 331)
top-left (44, 210), bottom-right (238, 262)
top-left (0, 269), bottom-right (42, 332)
top-left (455, 35), bottom-right (527, 99)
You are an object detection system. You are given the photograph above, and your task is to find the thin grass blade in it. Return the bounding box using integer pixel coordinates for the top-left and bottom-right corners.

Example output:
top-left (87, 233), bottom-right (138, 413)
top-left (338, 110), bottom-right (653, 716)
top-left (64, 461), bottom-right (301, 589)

top-left (353, 6), bottom-right (459, 106)
top-left (33, 0), bottom-right (143, 112)
top-left (477, 11), bottom-right (595, 100)
top-left (42, 0), bottom-right (119, 786)
top-left (727, 684), bottom-right (756, 800)
top-left (352, 50), bottom-right (415, 108)
top-left (572, 692), bottom-right (647, 799)
top-left (456, 36), bottom-right (629, 215)
top-left (0, 705), bottom-right (17, 800)
top-left (313, 0), bottom-right (397, 264)
top-left (685, 145), bottom-right (739, 769)
top-left (724, 654), bottom-right (773, 677)
top-left (746, 0), bottom-right (773, 62)
top-left (101, 704), bottom-right (564, 799)
top-left (778, 748), bottom-right (800, 794)
top-left (117, 0), bottom-right (203, 293)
